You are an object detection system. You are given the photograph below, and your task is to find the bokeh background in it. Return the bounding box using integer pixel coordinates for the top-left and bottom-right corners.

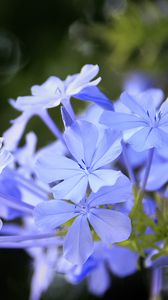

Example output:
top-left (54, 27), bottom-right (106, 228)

top-left (1, 0), bottom-right (168, 299)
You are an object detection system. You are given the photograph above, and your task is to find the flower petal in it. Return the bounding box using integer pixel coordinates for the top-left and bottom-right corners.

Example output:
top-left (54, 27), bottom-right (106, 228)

top-left (34, 200), bottom-right (77, 231)
top-left (88, 175), bottom-right (132, 206)
top-left (88, 169), bottom-right (121, 193)
top-left (108, 245), bottom-right (138, 277)
top-left (88, 208), bottom-right (131, 244)
top-left (88, 263), bottom-right (110, 296)
top-left (91, 129), bottom-right (122, 169)
top-left (75, 86), bottom-right (114, 110)
top-left (64, 215), bottom-right (93, 265)
top-left (66, 64), bottom-right (100, 96)
top-left (35, 155), bottom-right (82, 182)
top-left (52, 174), bottom-right (88, 203)
top-left (100, 111), bottom-right (146, 130)
top-left (64, 120), bottom-right (98, 167)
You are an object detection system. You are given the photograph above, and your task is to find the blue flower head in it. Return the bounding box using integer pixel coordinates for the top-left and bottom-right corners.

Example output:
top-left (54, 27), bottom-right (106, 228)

top-left (100, 89), bottom-right (168, 152)
top-left (35, 120), bottom-right (122, 202)
top-left (15, 64), bottom-right (113, 112)
top-left (34, 175), bottom-right (132, 265)
top-left (63, 242), bottom-right (138, 296)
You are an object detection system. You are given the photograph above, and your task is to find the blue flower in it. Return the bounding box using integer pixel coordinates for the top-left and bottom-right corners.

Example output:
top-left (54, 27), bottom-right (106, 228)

top-left (100, 89), bottom-right (168, 152)
top-left (35, 120), bottom-right (122, 202)
top-left (15, 64), bottom-right (113, 112)
top-left (34, 175), bottom-right (132, 265)
top-left (63, 242), bottom-right (138, 296)
top-left (4, 65), bottom-right (113, 150)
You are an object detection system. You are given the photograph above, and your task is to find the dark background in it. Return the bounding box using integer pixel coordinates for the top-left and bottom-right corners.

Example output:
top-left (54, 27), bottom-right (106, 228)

top-left (0, 0), bottom-right (168, 299)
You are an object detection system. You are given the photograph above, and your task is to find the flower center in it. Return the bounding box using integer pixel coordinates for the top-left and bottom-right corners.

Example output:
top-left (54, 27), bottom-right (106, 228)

top-left (78, 159), bottom-right (91, 175)
top-left (146, 110), bottom-right (162, 128)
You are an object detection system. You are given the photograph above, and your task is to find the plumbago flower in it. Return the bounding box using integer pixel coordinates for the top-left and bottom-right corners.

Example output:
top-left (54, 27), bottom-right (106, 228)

top-left (3, 64), bottom-right (168, 299)
top-left (34, 175), bottom-right (132, 265)
top-left (100, 88), bottom-right (168, 152)
top-left (61, 242), bottom-right (139, 296)
top-left (15, 64), bottom-right (113, 112)
top-left (35, 120), bottom-right (122, 202)
top-left (4, 64), bottom-right (113, 151)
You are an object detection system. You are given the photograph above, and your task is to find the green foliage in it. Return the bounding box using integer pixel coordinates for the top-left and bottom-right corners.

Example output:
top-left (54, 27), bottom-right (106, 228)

top-left (121, 187), bottom-right (168, 261)
top-left (91, 1), bottom-right (168, 73)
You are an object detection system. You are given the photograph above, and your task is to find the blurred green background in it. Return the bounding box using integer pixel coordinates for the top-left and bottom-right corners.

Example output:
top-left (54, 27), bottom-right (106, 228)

top-left (1, 0), bottom-right (168, 299)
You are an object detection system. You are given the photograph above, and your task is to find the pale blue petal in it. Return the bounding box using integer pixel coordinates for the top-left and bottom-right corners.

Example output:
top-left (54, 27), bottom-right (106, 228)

top-left (135, 89), bottom-right (164, 116)
top-left (15, 132), bottom-right (37, 167)
top-left (17, 76), bottom-right (64, 110)
top-left (64, 215), bottom-right (93, 265)
top-left (17, 95), bottom-right (61, 110)
top-left (88, 169), bottom-right (121, 192)
top-left (32, 76), bottom-right (64, 96)
top-left (64, 120), bottom-right (98, 166)
top-left (75, 86), bottom-right (114, 110)
top-left (52, 174), bottom-right (88, 202)
top-left (77, 121), bottom-right (98, 167)
top-left (100, 111), bottom-right (147, 130)
top-left (34, 200), bottom-right (78, 231)
top-left (88, 263), bottom-right (110, 296)
top-left (152, 128), bottom-right (168, 150)
top-left (127, 127), bottom-right (153, 151)
top-left (141, 88), bottom-right (164, 108)
top-left (35, 155), bottom-right (82, 182)
top-left (124, 73), bottom-right (152, 94)
top-left (120, 91), bottom-right (147, 118)
top-left (142, 162), bottom-right (168, 191)
top-left (3, 112), bottom-right (32, 151)
top-left (88, 175), bottom-right (132, 206)
top-left (91, 129), bottom-right (122, 169)
top-left (88, 208), bottom-right (131, 244)
top-left (64, 122), bottom-right (85, 162)
top-left (108, 245), bottom-right (138, 277)
top-left (66, 64), bottom-right (100, 95)
top-left (128, 127), bottom-right (168, 151)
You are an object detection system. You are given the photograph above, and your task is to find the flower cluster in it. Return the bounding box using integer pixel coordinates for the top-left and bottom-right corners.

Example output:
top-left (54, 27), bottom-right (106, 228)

top-left (1, 65), bottom-right (168, 299)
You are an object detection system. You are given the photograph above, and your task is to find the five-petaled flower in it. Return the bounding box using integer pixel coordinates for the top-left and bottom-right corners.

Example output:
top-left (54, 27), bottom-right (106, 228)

top-left (35, 120), bottom-right (122, 202)
top-left (100, 89), bottom-right (168, 152)
top-left (34, 175), bottom-right (132, 265)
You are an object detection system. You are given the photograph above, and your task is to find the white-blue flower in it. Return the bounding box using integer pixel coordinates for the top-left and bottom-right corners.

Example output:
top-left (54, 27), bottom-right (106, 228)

top-left (35, 120), bottom-right (122, 202)
top-left (15, 64), bottom-right (112, 111)
top-left (34, 175), bottom-right (132, 265)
